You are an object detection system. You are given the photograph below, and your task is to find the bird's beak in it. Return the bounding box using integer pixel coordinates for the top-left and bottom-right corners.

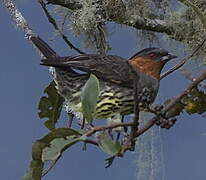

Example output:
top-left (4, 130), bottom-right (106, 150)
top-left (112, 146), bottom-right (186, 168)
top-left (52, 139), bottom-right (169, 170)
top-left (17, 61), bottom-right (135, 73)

top-left (161, 54), bottom-right (177, 62)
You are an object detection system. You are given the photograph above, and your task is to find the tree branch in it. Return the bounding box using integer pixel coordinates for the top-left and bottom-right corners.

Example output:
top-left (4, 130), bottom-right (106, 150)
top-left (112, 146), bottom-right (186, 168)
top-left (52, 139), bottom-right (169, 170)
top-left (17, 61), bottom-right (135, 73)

top-left (43, 0), bottom-right (206, 52)
top-left (44, 0), bottom-right (181, 40)
top-left (117, 69), bottom-right (206, 155)
top-left (84, 122), bottom-right (134, 137)
top-left (137, 69), bottom-right (206, 137)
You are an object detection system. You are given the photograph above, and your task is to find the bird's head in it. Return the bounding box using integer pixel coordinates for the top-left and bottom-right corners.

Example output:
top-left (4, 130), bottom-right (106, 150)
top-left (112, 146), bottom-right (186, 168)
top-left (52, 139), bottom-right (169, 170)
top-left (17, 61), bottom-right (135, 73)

top-left (128, 48), bottom-right (177, 79)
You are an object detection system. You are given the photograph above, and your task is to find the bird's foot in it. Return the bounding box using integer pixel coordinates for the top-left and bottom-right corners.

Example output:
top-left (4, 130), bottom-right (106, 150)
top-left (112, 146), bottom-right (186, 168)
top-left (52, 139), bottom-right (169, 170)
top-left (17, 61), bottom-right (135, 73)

top-left (148, 104), bottom-right (164, 114)
top-left (154, 104), bottom-right (164, 112)
top-left (155, 115), bottom-right (176, 129)
top-left (67, 113), bottom-right (74, 128)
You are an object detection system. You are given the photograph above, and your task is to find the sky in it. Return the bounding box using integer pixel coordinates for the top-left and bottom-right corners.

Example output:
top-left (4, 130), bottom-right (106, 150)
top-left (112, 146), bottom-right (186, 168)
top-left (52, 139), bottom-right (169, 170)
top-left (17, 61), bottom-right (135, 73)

top-left (1, 1), bottom-right (206, 180)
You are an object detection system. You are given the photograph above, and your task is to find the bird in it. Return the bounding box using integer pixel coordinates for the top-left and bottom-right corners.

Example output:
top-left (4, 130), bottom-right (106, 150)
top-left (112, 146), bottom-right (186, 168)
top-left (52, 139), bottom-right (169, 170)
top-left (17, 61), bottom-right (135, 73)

top-left (31, 36), bottom-right (177, 120)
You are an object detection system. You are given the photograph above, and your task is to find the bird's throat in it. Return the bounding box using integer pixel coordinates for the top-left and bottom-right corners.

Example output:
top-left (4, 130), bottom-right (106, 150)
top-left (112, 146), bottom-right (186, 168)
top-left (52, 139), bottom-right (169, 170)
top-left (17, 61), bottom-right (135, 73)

top-left (129, 57), bottom-right (165, 79)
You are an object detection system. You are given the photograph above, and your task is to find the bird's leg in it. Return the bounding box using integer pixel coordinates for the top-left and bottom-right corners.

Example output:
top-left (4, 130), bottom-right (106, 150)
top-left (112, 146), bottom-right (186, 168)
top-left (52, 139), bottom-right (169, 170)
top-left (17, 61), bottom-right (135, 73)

top-left (155, 115), bottom-right (177, 129)
top-left (81, 117), bottom-right (85, 129)
top-left (154, 104), bottom-right (164, 112)
top-left (108, 129), bottom-right (114, 140)
top-left (121, 115), bottom-right (128, 133)
top-left (67, 113), bottom-right (74, 127)
top-left (154, 110), bottom-right (177, 129)
top-left (115, 132), bottom-right (121, 141)
top-left (115, 115), bottom-right (127, 141)
top-left (148, 104), bottom-right (164, 114)
top-left (107, 115), bottom-right (123, 140)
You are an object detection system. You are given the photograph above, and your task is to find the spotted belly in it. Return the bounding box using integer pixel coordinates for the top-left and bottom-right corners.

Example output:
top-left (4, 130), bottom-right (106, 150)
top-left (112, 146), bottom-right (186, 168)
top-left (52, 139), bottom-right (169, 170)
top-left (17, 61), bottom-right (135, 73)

top-left (54, 69), bottom-right (155, 119)
top-left (94, 88), bottom-right (134, 118)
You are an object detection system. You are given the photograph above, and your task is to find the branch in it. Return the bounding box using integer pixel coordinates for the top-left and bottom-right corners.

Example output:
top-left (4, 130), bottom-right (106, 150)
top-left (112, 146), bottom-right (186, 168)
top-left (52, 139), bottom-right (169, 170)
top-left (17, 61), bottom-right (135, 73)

top-left (43, 0), bottom-right (206, 48)
top-left (160, 37), bottom-right (206, 79)
top-left (84, 122), bottom-right (134, 137)
top-left (119, 69), bottom-right (206, 155)
top-left (137, 69), bottom-right (206, 137)
top-left (44, 0), bottom-right (182, 40)
top-left (39, 0), bottom-right (85, 54)
top-left (123, 16), bottom-right (174, 35)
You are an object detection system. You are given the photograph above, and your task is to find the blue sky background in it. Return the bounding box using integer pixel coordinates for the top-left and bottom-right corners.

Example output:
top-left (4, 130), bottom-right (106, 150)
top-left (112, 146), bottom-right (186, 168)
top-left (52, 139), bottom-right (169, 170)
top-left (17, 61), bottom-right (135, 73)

top-left (1, 1), bottom-right (206, 180)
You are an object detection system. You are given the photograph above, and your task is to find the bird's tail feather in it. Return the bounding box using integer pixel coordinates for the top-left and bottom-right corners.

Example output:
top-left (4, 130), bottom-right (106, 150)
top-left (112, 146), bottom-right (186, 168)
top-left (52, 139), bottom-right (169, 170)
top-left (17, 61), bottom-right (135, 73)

top-left (30, 36), bottom-right (58, 58)
top-left (31, 36), bottom-right (78, 75)
top-left (41, 58), bottom-right (65, 67)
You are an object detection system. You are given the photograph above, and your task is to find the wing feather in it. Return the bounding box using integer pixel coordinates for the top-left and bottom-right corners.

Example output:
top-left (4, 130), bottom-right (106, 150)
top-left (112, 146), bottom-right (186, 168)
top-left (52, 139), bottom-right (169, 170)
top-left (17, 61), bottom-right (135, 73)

top-left (41, 54), bottom-right (136, 87)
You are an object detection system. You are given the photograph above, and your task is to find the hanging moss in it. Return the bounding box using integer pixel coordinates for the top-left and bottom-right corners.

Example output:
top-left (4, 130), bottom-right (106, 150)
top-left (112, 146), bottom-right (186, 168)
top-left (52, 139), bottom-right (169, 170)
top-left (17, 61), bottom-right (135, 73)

top-left (49, 0), bottom-right (206, 61)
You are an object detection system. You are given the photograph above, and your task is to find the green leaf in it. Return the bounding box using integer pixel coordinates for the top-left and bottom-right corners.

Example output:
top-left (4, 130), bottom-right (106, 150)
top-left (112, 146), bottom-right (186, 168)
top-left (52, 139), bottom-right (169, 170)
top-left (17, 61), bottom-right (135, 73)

top-left (38, 81), bottom-right (64, 130)
top-left (98, 133), bottom-right (121, 156)
top-left (183, 88), bottom-right (206, 114)
top-left (23, 159), bottom-right (44, 180)
top-left (164, 99), bottom-right (184, 118)
top-left (42, 135), bottom-right (80, 161)
top-left (81, 74), bottom-right (100, 124)
top-left (24, 128), bottom-right (82, 179)
top-left (165, 87), bottom-right (206, 118)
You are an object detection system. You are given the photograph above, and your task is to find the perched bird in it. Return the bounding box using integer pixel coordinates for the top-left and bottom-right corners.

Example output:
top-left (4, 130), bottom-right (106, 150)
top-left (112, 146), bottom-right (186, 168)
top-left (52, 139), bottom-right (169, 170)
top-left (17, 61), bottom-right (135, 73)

top-left (31, 36), bottom-right (177, 120)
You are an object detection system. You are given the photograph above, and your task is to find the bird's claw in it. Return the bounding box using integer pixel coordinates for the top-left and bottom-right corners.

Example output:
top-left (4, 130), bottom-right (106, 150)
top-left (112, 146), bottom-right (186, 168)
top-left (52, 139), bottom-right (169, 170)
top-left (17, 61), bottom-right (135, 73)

top-left (148, 104), bottom-right (164, 114)
top-left (154, 104), bottom-right (164, 112)
top-left (155, 115), bottom-right (176, 129)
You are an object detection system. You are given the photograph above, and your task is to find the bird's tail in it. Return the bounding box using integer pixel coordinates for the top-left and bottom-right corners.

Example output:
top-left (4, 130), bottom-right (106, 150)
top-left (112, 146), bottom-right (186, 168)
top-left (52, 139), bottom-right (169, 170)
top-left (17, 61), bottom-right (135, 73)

top-left (31, 36), bottom-right (78, 75)
top-left (30, 36), bottom-right (58, 58)
top-left (41, 57), bottom-right (72, 67)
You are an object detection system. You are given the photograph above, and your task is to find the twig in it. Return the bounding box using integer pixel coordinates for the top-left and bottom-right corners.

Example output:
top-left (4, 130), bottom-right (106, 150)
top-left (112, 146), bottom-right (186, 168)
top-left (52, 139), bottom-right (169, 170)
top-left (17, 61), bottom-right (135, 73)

top-left (160, 37), bottom-right (206, 79)
top-left (83, 139), bottom-right (98, 146)
top-left (163, 70), bottom-right (206, 111)
top-left (38, 0), bottom-right (85, 54)
top-left (84, 122), bottom-right (134, 137)
top-left (67, 113), bottom-right (74, 127)
top-left (136, 69), bottom-right (206, 137)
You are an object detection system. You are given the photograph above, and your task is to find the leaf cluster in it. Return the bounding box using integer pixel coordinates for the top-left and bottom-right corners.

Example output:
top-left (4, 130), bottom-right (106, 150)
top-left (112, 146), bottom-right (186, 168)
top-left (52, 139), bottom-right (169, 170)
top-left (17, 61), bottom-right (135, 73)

top-left (166, 87), bottom-right (206, 118)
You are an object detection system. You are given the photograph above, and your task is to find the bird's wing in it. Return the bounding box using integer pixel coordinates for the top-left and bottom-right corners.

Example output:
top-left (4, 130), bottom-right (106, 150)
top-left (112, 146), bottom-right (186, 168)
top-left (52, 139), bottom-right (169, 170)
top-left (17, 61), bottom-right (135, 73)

top-left (41, 54), bottom-right (136, 87)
